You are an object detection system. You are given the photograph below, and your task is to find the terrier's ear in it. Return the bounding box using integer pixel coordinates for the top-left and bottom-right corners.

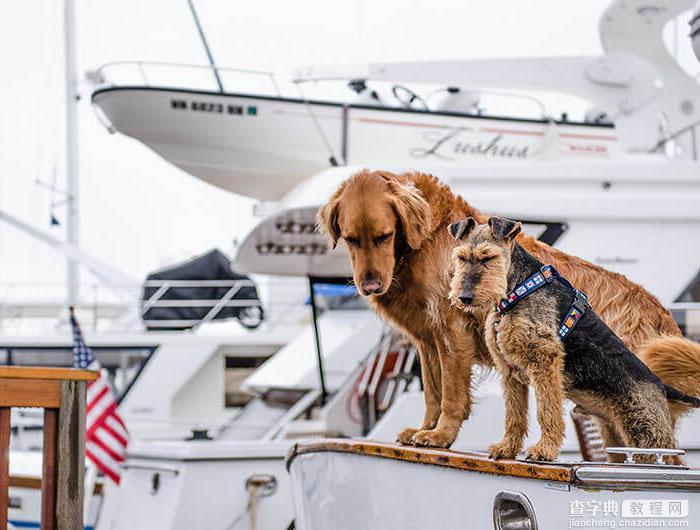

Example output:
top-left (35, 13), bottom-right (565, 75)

top-left (488, 217), bottom-right (522, 241)
top-left (448, 217), bottom-right (476, 241)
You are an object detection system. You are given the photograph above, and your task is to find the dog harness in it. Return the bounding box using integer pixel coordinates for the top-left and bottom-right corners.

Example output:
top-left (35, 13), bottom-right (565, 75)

top-left (495, 265), bottom-right (590, 340)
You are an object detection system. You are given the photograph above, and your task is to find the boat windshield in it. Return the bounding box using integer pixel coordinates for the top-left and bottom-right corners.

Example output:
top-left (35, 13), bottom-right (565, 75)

top-left (0, 345), bottom-right (153, 401)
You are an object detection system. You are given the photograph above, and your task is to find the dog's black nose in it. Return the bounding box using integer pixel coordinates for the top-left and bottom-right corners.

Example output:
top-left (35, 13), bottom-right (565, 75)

top-left (361, 277), bottom-right (382, 294)
top-left (459, 294), bottom-right (473, 305)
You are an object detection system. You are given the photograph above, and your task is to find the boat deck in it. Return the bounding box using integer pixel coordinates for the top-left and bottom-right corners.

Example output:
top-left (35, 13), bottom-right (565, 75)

top-left (287, 439), bottom-right (700, 490)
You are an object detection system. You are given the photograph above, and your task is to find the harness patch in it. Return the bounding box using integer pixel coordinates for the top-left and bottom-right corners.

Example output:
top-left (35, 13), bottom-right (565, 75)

top-left (496, 265), bottom-right (589, 341)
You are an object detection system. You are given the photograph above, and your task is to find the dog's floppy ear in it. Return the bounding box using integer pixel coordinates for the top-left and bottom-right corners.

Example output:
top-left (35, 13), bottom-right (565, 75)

top-left (316, 181), bottom-right (348, 249)
top-left (448, 217), bottom-right (476, 241)
top-left (488, 216), bottom-right (522, 241)
top-left (387, 180), bottom-right (431, 250)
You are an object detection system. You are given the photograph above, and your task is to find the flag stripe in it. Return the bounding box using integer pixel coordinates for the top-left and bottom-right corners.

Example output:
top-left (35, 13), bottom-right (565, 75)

top-left (86, 444), bottom-right (121, 484)
top-left (93, 423), bottom-right (127, 456)
top-left (90, 428), bottom-right (125, 463)
top-left (105, 415), bottom-right (128, 438)
top-left (86, 392), bottom-right (115, 430)
top-left (86, 376), bottom-right (108, 403)
top-left (101, 419), bottom-right (128, 446)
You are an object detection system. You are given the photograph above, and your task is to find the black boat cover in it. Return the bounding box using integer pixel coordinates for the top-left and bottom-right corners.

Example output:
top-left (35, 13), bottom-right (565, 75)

top-left (141, 249), bottom-right (263, 330)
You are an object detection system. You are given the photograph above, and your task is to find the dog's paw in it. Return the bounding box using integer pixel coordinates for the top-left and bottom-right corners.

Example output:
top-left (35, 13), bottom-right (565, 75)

top-left (524, 442), bottom-right (559, 462)
top-left (396, 427), bottom-right (420, 445)
top-left (488, 440), bottom-right (519, 460)
top-left (410, 429), bottom-right (454, 448)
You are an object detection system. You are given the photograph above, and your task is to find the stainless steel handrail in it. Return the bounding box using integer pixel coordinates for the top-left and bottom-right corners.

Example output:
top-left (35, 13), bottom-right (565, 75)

top-left (606, 446), bottom-right (686, 465)
top-left (93, 60), bottom-right (282, 96)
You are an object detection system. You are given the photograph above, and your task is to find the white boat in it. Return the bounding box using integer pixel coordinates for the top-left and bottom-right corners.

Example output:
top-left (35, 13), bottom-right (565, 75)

top-left (90, 80), bottom-right (631, 202)
top-left (288, 439), bottom-right (700, 530)
top-left (90, 0), bottom-right (699, 201)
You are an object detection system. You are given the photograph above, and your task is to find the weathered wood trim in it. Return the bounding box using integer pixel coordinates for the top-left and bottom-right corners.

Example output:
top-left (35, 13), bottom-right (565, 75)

top-left (9, 475), bottom-right (42, 489)
top-left (288, 439), bottom-right (575, 483)
top-left (0, 408), bottom-right (10, 530)
top-left (42, 409), bottom-right (58, 530)
top-left (0, 366), bottom-right (97, 381)
top-left (56, 380), bottom-right (86, 530)
top-left (0, 379), bottom-right (61, 408)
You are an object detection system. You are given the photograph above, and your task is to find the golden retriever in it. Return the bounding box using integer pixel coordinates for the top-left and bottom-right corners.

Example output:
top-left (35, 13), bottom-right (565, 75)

top-left (317, 169), bottom-right (700, 449)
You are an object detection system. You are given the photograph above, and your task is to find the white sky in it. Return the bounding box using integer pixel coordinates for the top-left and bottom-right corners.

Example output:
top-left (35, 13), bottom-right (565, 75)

top-left (0, 0), bottom-right (695, 304)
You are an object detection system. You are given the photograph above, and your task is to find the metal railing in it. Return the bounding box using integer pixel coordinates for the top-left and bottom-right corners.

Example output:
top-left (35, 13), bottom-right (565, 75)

top-left (141, 279), bottom-right (263, 330)
top-left (0, 282), bottom-right (136, 334)
top-left (0, 278), bottom-right (267, 333)
top-left (91, 60), bottom-right (282, 97)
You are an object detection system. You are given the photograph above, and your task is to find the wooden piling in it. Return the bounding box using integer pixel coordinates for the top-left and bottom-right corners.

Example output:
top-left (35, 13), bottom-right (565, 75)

top-left (56, 380), bottom-right (86, 530)
top-left (0, 407), bottom-right (10, 530)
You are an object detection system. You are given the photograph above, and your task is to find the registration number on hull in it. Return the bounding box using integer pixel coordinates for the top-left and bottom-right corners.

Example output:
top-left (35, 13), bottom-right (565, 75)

top-left (170, 98), bottom-right (257, 116)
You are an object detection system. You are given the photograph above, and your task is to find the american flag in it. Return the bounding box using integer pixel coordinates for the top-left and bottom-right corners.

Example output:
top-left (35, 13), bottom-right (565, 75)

top-left (70, 308), bottom-right (129, 484)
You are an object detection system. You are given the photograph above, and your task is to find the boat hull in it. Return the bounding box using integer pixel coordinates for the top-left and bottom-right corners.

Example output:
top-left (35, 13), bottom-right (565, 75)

top-left (92, 87), bottom-right (622, 201)
top-left (289, 440), bottom-right (700, 530)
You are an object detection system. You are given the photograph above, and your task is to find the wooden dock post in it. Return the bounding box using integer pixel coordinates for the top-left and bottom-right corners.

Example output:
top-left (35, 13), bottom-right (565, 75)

top-left (56, 380), bottom-right (87, 529)
top-left (0, 366), bottom-right (97, 530)
top-left (0, 407), bottom-right (11, 530)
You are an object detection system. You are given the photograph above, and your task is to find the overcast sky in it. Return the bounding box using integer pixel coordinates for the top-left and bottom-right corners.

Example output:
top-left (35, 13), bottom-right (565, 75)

top-left (0, 0), bottom-right (695, 305)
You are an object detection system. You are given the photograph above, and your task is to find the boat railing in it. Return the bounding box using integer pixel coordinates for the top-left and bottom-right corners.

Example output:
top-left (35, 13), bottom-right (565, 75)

top-left (0, 366), bottom-right (98, 529)
top-left (0, 281), bottom-right (136, 334)
top-left (0, 278), bottom-right (266, 333)
top-left (141, 278), bottom-right (263, 330)
top-left (93, 61), bottom-right (556, 120)
top-left (90, 60), bottom-right (282, 97)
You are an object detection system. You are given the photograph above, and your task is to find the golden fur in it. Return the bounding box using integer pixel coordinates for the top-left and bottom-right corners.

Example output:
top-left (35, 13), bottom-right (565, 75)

top-left (318, 169), bottom-right (700, 449)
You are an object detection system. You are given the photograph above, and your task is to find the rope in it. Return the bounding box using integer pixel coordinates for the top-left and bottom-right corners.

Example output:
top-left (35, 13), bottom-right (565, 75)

top-left (295, 83), bottom-right (341, 166)
top-left (250, 484), bottom-right (258, 530)
top-left (224, 483), bottom-right (259, 530)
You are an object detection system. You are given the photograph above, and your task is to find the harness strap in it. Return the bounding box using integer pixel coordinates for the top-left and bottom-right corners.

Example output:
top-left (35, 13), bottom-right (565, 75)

top-left (495, 264), bottom-right (589, 342)
top-left (496, 265), bottom-right (557, 314)
top-left (558, 289), bottom-right (589, 339)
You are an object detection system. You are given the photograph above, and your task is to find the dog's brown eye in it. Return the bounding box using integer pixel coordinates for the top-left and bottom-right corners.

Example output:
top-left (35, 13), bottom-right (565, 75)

top-left (480, 255), bottom-right (496, 263)
top-left (458, 255), bottom-right (468, 263)
top-left (346, 237), bottom-right (360, 247)
top-left (374, 233), bottom-right (392, 245)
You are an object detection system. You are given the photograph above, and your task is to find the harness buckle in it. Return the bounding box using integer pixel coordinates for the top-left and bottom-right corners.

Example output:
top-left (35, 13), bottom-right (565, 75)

top-left (572, 289), bottom-right (589, 313)
top-left (541, 265), bottom-right (559, 283)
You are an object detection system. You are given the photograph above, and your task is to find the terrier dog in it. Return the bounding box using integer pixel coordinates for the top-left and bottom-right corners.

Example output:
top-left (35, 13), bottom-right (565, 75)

top-left (448, 216), bottom-right (700, 462)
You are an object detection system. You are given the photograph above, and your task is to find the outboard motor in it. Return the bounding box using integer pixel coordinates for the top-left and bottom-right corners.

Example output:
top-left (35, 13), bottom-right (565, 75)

top-left (691, 1), bottom-right (700, 63)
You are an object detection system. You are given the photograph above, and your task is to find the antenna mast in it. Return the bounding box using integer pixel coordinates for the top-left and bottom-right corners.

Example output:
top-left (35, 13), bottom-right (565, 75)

top-left (64, 0), bottom-right (79, 308)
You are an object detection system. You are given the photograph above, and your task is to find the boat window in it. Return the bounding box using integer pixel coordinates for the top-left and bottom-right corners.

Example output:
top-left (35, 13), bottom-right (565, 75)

top-left (309, 283), bottom-right (368, 311)
top-left (218, 389), bottom-right (307, 441)
top-left (0, 346), bottom-right (153, 401)
top-left (225, 355), bottom-right (269, 407)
